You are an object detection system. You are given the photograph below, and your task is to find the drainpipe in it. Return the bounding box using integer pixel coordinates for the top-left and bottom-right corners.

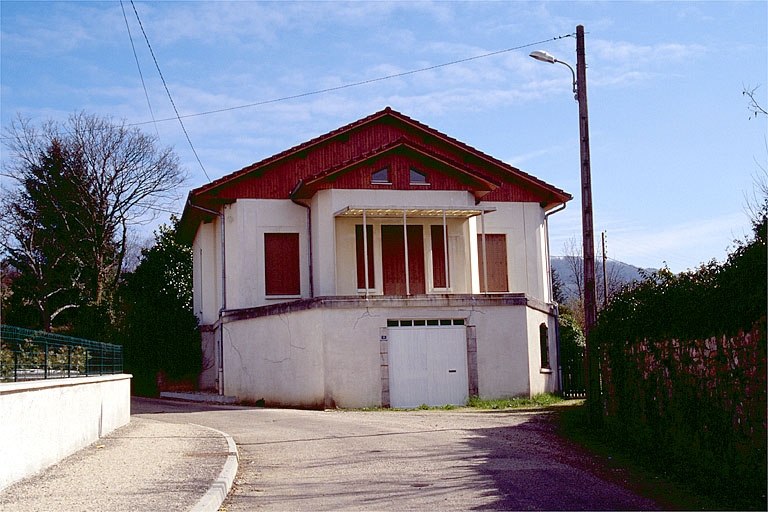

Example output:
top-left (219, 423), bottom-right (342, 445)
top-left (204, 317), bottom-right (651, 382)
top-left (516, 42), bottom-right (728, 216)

top-left (544, 202), bottom-right (567, 394)
top-left (290, 180), bottom-right (313, 297)
top-left (187, 200), bottom-right (226, 396)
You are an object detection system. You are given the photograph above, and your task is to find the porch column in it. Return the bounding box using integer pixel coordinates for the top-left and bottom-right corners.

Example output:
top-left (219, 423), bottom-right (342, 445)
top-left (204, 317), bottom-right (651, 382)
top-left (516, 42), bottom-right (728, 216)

top-left (442, 209), bottom-right (450, 289)
top-left (363, 208), bottom-right (369, 298)
top-left (403, 209), bottom-right (410, 296)
top-left (480, 208), bottom-right (488, 294)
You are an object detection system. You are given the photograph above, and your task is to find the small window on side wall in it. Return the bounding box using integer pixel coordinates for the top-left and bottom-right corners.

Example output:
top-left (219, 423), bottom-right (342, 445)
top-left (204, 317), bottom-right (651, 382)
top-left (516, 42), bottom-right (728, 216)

top-left (539, 323), bottom-right (550, 369)
top-left (372, 168), bottom-right (390, 183)
top-left (409, 168), bottom-right (428, 185)
top-left (264, 233), bottom-right (300, 296)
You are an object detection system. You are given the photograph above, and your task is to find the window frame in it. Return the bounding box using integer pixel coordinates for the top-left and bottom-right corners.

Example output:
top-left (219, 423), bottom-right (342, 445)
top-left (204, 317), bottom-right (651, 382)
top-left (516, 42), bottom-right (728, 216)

top-left (372, 167), bottom-right (391, 184)
top-left (539, 323), bottom-right (551, 370)
top-left (409, 168), bottom-right (429, 185)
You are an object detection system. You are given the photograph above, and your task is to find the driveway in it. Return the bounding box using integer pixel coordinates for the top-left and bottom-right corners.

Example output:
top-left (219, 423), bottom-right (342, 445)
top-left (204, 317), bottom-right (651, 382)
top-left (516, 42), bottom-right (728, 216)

top-left (133, 398), bottom-right (662, 511)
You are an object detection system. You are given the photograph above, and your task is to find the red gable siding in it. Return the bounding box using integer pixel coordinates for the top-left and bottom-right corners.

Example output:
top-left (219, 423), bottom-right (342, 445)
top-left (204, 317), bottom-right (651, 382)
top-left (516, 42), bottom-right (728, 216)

top-left (179, 108), bottom-right (571, 241)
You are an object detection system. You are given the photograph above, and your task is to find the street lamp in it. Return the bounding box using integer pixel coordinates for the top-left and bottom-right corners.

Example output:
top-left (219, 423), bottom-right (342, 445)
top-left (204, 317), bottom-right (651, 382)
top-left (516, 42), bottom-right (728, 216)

top-left (531, 25), bottom-right (601, 426)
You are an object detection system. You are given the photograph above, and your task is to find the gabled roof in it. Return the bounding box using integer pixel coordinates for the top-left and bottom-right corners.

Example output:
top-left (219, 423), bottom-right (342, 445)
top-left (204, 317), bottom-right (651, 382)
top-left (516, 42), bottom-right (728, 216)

top-left (291, 136), bottom-right (503, 200)
top-left (179, 107), bottom-right (572, 242)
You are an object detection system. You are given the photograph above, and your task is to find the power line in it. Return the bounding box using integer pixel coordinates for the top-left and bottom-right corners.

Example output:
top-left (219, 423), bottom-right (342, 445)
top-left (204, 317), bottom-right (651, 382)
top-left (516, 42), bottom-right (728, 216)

top-left (1, 32), bottom-right (574, 145)
top-left (128, 0), bottom-right (211, 181)
top-left (120, 0), bottom-right (158, 138)
top-left (127, 33), bottom-right (574, 127)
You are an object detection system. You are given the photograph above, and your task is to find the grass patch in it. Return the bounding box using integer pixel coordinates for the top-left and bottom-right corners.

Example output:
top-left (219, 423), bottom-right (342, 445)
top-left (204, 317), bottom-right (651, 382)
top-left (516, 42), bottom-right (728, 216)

top-left (467, 393), bottom-right (565, 410)
top-left (355, 393), bottom-right (564, 412)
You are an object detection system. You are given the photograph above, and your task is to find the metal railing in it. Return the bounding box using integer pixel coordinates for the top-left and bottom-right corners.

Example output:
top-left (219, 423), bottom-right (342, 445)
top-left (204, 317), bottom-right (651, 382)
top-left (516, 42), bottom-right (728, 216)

top-left (0, 324), bottom-right (123, 383)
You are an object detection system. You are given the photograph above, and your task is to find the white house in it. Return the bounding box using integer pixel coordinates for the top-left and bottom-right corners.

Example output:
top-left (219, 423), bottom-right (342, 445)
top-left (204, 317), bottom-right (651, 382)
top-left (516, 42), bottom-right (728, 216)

top-left (178, 107), bottom-right (572, 409)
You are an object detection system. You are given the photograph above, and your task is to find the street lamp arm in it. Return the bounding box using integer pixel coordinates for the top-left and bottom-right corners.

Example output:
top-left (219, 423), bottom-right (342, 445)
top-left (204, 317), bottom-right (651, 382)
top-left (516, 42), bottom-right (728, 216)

top-left (529, 50), bottom-right (577, 100)
top-left (554, 60), bottom-right (578, 100)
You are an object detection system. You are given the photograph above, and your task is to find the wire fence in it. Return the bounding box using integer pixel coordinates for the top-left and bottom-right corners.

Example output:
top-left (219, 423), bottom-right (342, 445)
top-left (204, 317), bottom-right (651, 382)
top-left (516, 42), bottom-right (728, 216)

top-left (0, 324), bottom-right (123, 383)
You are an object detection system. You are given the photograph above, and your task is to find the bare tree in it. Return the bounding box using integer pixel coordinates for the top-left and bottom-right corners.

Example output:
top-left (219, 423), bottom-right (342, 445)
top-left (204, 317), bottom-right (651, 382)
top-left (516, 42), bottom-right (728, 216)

top-left (560, 237), bottom-right (585, 328)
top-left (597, 237), bottom-right (632, 307)
top-left (559, 234), bottom-right (633, 330)
top-left (743, 84), bottom-right (768, 120)
top-left (562, 236), bottom-right (584, 300)
top-left (1, 112), bottom-right (186, 329)
top-left (742, 85), bottom-right (768, 229)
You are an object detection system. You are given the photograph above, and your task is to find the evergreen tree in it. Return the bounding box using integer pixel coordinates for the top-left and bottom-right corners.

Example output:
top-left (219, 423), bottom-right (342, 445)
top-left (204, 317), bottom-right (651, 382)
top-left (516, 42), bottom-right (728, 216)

top-left (118, 219), bottom-right (200, 395)
top-left (1, 112), bottom-right (185, 335)
top-left (0, 140), bottom-right (94, 330)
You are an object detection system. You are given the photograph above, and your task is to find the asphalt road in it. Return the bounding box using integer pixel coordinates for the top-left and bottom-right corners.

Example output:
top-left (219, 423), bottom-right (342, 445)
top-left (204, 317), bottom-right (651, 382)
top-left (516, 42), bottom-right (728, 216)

top-left (133, 398), bottom-right (667, 511)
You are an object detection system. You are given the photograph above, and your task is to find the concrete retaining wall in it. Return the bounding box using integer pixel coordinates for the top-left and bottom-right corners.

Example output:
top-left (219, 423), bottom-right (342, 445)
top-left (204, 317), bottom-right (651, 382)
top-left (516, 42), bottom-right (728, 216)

top-left (0, 374), bottom-right (132, 491)
top-left (213, 295), bottom-right (558, 408)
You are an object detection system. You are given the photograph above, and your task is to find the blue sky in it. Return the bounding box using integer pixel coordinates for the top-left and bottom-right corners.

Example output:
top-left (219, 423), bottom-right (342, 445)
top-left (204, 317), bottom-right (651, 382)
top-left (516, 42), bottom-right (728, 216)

top-left (2, 1), bottom-right (766, 272)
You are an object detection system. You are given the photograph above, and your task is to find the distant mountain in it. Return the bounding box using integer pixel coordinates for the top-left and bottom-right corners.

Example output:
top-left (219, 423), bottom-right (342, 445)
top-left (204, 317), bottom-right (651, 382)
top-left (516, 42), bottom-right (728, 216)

top-left (550, 256), bottom-right (653, 302)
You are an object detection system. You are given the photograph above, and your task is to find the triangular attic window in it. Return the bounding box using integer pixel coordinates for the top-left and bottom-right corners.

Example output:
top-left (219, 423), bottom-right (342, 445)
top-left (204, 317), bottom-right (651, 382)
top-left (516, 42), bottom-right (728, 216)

top-left (410, 168), bottom-right (428, 184)
top-left (372, 168), bottom-right (390, 183)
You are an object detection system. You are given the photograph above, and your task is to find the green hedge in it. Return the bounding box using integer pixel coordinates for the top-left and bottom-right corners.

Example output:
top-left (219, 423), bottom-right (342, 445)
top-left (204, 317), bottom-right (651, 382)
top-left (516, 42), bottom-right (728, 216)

top-left (594, 218), bottom-right (767, 509)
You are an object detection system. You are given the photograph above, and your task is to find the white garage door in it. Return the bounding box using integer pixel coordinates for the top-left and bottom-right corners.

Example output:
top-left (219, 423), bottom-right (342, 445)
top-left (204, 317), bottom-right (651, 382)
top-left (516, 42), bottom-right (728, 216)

top-left (388, 320), bottom-right (469, 408)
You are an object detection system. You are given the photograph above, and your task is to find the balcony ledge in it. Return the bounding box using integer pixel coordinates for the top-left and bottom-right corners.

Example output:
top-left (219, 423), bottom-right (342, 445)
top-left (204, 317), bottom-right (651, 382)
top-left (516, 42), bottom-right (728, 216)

top-left (218, 293), bottom-right (553, 323)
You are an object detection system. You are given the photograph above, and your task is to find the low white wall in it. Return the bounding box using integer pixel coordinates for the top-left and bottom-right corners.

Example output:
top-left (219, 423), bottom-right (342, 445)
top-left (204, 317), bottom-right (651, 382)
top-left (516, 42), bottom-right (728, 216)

top-left (0, 374), bottom-right (132, 491)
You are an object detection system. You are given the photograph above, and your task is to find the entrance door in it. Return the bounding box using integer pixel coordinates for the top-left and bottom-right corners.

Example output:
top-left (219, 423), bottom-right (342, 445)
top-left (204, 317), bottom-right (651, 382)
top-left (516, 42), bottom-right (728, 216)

top-left (388, 323), bottom-right (469, 408)
top-left (381, 225), bottom-right (425, 295)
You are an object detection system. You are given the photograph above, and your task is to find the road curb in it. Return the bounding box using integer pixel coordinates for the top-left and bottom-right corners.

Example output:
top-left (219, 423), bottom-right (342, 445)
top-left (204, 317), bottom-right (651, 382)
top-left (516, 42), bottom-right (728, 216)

top-left (188, 424), bottom-right (239, 512)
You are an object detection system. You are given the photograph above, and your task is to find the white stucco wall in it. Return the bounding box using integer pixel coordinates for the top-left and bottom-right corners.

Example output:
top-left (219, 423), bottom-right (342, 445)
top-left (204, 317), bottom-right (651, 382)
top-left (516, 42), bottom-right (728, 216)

top-left (481, 202), bottom-right (550, 302)
top-left (526, 308), bottom-right (558, 396)
top-left (226, 199), bottom-right (310, 309)
top-left (0, 374), bottom-right (132, 491)
top-left (219, 298), bottom-right (556, 408)
top-left (192, 193), bottom-right (553, 320)
top-left (193, 220), bottom-right (220, 326)
top-left (473, 304), bottom-right (532, 399)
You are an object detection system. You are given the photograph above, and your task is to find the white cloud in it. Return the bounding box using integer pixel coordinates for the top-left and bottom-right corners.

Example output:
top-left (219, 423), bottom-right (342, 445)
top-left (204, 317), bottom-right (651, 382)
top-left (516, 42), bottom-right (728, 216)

top-left (591, 213), bottom-right (751, 272)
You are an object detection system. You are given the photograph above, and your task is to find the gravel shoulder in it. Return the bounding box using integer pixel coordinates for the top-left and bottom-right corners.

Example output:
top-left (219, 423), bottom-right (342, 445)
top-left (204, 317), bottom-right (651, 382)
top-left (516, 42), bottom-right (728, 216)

top-left (0, 416), bottom-right (228, 512)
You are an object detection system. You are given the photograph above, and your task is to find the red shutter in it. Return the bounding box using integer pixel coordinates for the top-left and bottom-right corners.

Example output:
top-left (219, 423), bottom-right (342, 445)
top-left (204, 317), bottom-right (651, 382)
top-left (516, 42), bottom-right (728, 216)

top-left (407, 225), bottom-right (426, 294)
top-left (381, 225), bottom-right (425, 295)
top-left (431, 225), bottom-right (447, 288)
top-left (264, 233), bottom-right (300, 295)
top-left (477, 234), bottom-right (508, 292)
top-left (356, 225), bottom-right (375, 289)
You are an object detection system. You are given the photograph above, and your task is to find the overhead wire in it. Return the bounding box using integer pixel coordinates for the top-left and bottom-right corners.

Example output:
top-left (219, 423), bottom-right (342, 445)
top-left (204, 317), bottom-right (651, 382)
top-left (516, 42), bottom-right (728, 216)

top-left (127, 0), bottom-right (211, 181)
top-left (119, 0), bottom-right (158, 138)
top-left (1, 32), bottom-right (574, 144)
top-left (127, 33), bottom-right (574, 127)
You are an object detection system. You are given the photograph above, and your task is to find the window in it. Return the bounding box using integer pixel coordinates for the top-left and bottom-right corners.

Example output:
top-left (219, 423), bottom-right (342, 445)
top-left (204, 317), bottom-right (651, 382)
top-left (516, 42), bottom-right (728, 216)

top-left (372, 168), bottom-right (390, 183)
top-left (477, 234), bottom-right (508, 292)
top-left (409, 168), bottom-right (428, 185)
top-left (539, 323), bottom-right (550, 369)
top-left (431, 225), bottom-right (448, 288)
top-left (264, 233), bottom-right (300, 296)
top-left (355, 224), bottom-right (375, 289)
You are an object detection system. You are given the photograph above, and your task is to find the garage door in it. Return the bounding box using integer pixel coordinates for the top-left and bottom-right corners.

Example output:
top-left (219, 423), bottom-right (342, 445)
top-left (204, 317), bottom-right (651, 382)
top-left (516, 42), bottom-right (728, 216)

top-left (388, 320), bottom-right (469, 408)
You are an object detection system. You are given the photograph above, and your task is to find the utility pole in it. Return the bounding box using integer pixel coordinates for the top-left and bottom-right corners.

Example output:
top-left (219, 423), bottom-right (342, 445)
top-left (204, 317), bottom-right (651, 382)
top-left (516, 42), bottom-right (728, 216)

top-left (530, 26), bottom-right (601, 426)
top-left (576, 24), bottom-right (601, 427)
top-left (602, 231), bottom-right (608, 309)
